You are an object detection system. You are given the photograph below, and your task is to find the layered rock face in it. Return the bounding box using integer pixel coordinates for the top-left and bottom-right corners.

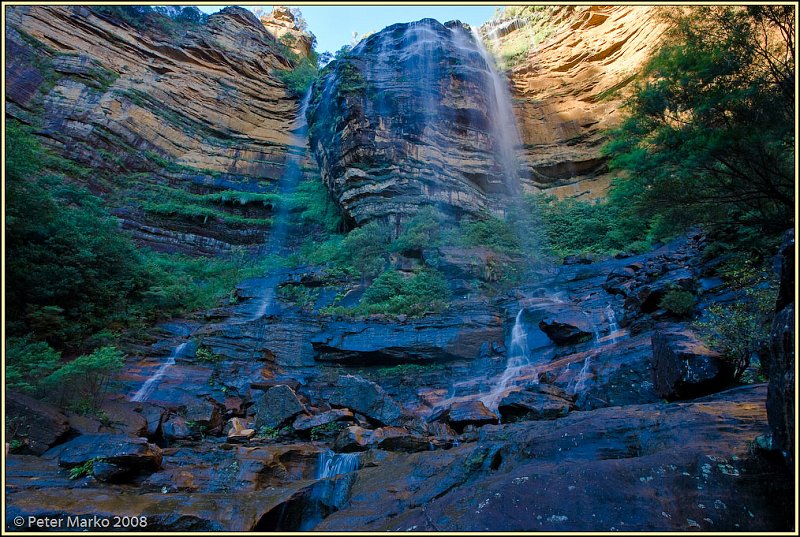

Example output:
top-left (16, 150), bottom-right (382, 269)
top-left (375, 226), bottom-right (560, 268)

top-left (6, 6), bottom-right (306, 254)
top-left (307, 19), bottom-right (523, 227)
top-left (488, 6), bottom-right (667, 199)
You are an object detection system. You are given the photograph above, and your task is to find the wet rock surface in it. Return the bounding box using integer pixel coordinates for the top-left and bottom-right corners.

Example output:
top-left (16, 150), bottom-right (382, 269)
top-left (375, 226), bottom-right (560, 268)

top-left (652, 328), bottom-right (733, 400)
top-left (6, 391), bottom-right (71, 455)
top-left (5, 232), bottom-right (793, 531)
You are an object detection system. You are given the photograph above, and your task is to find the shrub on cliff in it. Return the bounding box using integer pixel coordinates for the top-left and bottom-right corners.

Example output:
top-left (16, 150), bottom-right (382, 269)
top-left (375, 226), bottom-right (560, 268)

top-left (605, 6), bottom-right (794, 236)
top-left (360, 269), bottom-right (449, 316)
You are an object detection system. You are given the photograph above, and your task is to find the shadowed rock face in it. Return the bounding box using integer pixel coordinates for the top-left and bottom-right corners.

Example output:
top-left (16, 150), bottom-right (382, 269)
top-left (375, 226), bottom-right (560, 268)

top-left (307, 18), bottom-right (523, 227)
top-left (5, 5), bottom-right (307, 254)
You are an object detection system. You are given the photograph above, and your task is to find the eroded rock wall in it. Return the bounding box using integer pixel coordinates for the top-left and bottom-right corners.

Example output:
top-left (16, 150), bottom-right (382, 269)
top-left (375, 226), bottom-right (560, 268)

top-left (6, 6), bottom-right (307, 254)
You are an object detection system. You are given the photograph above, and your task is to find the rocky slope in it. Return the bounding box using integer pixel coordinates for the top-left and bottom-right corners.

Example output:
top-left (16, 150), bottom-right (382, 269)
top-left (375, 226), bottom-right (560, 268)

top-left (6, 229), bottom-right (793, 531)
top-left (487, 5), bottom-right (668, 199)
top-left (6, 5), bottom-right (308, 255)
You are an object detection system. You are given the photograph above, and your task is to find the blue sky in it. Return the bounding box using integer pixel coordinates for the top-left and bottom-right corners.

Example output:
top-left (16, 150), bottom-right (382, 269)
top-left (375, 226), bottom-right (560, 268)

top-left (197, 5), bottom-right (499, 53)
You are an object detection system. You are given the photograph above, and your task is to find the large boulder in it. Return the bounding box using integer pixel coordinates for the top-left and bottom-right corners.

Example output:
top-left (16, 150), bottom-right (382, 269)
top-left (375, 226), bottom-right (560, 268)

top-left (538, 315), bottom-right (594, 345)
top-left (57, 434), bottom-right (162, 472)
top-left (498, 384), bottom-right (575, 422)
top-left (438, 400), bottom-right (498, 432)
top-left (6, 391), bottom-right (70, 455)
top-left (328, 375), bottom-right (408, 426)
top-left (253, 385), bottom-right (307, 430)
top-left (293, 409), bottom-right (354, 433)
top-left (652, 329), bottom-right (733, 400)
top-left (767, 229), bottom-right (794, 466)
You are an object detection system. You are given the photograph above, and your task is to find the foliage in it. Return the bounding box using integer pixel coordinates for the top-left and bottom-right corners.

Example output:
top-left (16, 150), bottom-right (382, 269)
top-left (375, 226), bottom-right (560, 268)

top-left (694, 257), bottom-right (778, 381)
top-left (659, 289), bottom-right (696, 316)
top-left (195, 346), bottom-right (221, 363)
top-left (528, 194), bottom-right (651, 257)
top-left (604, 6), bottom-right (794, 236)
top-left (6, 122), bottom-right (149, 350)
top-left (339, 222), bottom-right (392, 280)
top-left (458, 216), bottom-right (521, 254)
top-left (68, 458), bottom-right (102, 480)
top-left (5, 337), bottom-right (61, 396)
top-left (358, 269), bottom-right (449, 316)
top-left (391, 207), bottom-right (442, 254)
top-left (43, 346), bottom-right (125, 409)
top-left (289, 176), bottom-right (343, 233)
top-left (309, 421), bottom-right (347, 440)
top-left (277, 284), bottom-right (320, 310)
top-left (274, 57), bottom-right (319, 98)
top-left (91, 6), bottom-right (207, 36)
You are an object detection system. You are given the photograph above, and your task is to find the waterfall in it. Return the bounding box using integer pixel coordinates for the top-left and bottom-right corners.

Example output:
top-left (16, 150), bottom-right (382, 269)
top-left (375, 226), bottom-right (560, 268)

top-left (605, 304), bottom-right (619, 344)
top-left (316, 450), bottom-right (360, 480)
top-left (245, 87), bottom-right (313, 323)
top-left (480, 309), bottom-right (535, 411)
top-left (568, 353), bottom-right (593, 396)
top-left (131, 341), bottom-right (189, 402)
top-left (468, 27), bottom-right (523, 192)
top-left (296, 450), bottom-right (361, 531)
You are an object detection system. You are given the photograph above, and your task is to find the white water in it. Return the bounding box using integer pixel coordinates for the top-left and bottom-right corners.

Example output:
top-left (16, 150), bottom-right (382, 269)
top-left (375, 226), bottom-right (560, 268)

top-left (297, 450), bottom-right (362, 531)
top-left (131, 341), bottom-right (189, 402)
top-left (605, 304), bottom-right (620, 344)
top-left (245, 88), bottom-right (313, 323)
top-left (480, 309), bottom-right (536, 411)
top-left (316, 450), bottom-right (360, 480)
top-left (469, 27), bottom-right (523, 193)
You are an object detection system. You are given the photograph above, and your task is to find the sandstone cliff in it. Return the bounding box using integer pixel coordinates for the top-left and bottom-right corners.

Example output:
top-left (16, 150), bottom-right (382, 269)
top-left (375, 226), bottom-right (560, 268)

top-left (6, 6), bottom-right (308, 255)
top-left (306, 19), bottom-right (524, 228)
top-left (260, 6), bottom-right (315, 60)
top-left (487, 6), bottom-right (668, 199)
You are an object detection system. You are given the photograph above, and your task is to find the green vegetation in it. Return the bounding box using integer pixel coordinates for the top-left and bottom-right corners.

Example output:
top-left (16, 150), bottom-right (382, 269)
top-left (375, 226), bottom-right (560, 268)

top-left (274, 56), bottom-right (319, 98)
top-left (694, 255), bottom-right (778, 382)
top-left (309, 421), bottom-right (347, 440)
top-left (358, 269), bottom-right (449, 316)
top-left (659, 289), bottom-right (696, 317)
top-left (91, 6), bottom-right (208, 36)
top-left (604, 6), bottom-right (794, 237)
top-left (6, 339), bottom-right (123, 409)
top-left (69, 458), bottom-right (102, 480)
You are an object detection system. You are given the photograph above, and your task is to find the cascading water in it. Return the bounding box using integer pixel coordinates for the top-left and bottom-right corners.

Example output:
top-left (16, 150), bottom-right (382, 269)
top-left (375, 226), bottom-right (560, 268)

top-left (468, 27), bottom-right (523, 193)
top-left (480, 309), bottom-right (536, 410)
top-left (296, 450), bottom-right (361, 531)
top-left (131, 341), bottom-right (189, 402)
top-left (245, 87), bottom-right (313, 323)
top-left (605, 303), bottom-right (620, 344)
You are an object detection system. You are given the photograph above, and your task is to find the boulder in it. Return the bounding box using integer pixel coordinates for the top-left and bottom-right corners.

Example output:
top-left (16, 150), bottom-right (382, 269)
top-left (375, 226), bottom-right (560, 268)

top-left (652, 329), bottom-right (733, 400)
top-left (328, 375), bottom-right (407, 426)
top-left (498, 385), bottom-right (575, 421)
top-left (334, 426), bottom-right (376, 452)
top-left (538, 314), bottom-right (594, 345)
top-left (441, 401), bottom-right (498, 432)
top-left (253, 385), bottom-right (307, 430)
top-left (293, 409), bottom-right (354, 433)
top-left (57, 434), bottom-right (162, 472)
top-left (162, 416), bottom-right (193, 441)
top-left (89, 400), bottom-right (148, 436)
top-left (91, 461), bottom-right (130, 483)
top-left (184, 399), bottom-right (224, 431)
top-left (6, 391), bottom-right (70, 455)
top-left (375, 428), bottom-right (431, 453)
top-left (225, 417), bottom-right (255, 442)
